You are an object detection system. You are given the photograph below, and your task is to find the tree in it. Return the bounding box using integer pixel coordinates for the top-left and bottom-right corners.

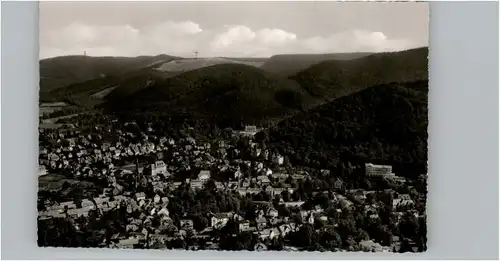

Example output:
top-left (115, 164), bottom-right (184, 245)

top-left (281, 191), bottom-right (291, 202)
top-left (277, 205), bottom-right (290, 217)
top-left (399, 211), bottom-right (419, 240)
top-left (356, 229), bottom-right (370, 242)
top-left (193, 215), bottom-right (209, 231)
top-left (399, 238), bottom-right (413, 253)
top-left (314, 194), bottom-right (330, 209)
top-left (235, 231), bottom-right (253, 250)
top-left (293, 212), bottom-right (303, 224)
top-left (294, 224), bottom-right (318, 248)
top-left (320, 226), bottom-right (342, 250)
top-left (272, 194), bottom-right (282, 205)
top-left (62, 181), bottom-right (71, 190)
top-left (204, 179), bottom-right (217, 192)
top-left (37, 200), bottom-right (46, 212)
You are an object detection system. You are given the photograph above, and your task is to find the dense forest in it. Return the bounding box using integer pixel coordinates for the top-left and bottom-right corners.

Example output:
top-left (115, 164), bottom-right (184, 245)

top-left (39, 54), bottom-right (179, 101)
top-left (291, 47), bottom-right (428, 100)
top-left (264, 81), bottom-right (428, 179)
top-left (104, 64), bottom-right (315, 129)
top-left (260, 52), bottom-right (372, 77)
top-left (40, 48), bottom-right (428, 132)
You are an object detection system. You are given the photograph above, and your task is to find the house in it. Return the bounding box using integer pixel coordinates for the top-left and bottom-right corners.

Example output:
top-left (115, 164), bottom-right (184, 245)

top-left (238, 222), bottom-right (251, 232)
top-left (126, 223), bottom-right (140, 232)
top-left (254, 243), bottom-right (267, 251)
top-left (190, 180), bottom-right (204, 190)
top-left (240, 126), bottom-right (259, 137)
top-left (359, 240), bottom-right (391, 252)
top-left (320, 169), bottom-right (331, 175)
top-left (234, 170), bottom-right (243, 179)
top-left (38, 165), bottom-right (48, 176)
top-left (261, 168), bottom-right (273, 176)
top-left (255, 216), bottom-right (267, 230)
top-left (235, 188), bottom-right (248, 196)
top-left (135, 192), bottom-right (146, 201)
top-left (266, 207), bottom-right (279, 218)
top-left (333, 178), bottom-right (344, 190)
top-left (211, 213), bottom-right (230, 229)
top-left (198, 170), bottom-right (211, 183)
top-left (386, 175), bottom-right (407, 183)
top-left (258, 228), bottom-right (279, 240)
top-left (153, 194), bottom-right (161, 204)
top-left (214, 182), bottom-right (224, 190)
top-left (263, 150), bottom-right (270, 160)
top-left (273, 155), bottom-right (284, 165)
top-left (186, 136), bottom-right (196, 145)
top-left (255, 162), bottom-right (264, 170)
top-left (393, 194), bottom-right (415, 208)
top-left (281, 201), bottom-right (305, 208)
top-left (245, 125), bottom-right (257, 133)
top-left (243, 160), bottom-right (251, 167)
top-left (161, 197), bottom-right (169, 206)
top-left (249, 188), bottom-right (262, 195)
top-left (365, 163), bottom-right (393, 177)
top-left (307, 213), bottom-right (315, 224)
top-left (364, 204), bottom-right (378, 215)
top-left (180, 219), bottom-right (194, 230)
top-left (317, 214), bottom-right (328, 222)
top-left (227, 181), bottom-right (239, 189)
top-left (269, 187), bottom-right (285, 197)
top-left (116, 236), bottom-right (140, 249)
top-left (272, 173), bottom-right (289, 180)
top-left (264, 186), bottom-right (274, 195)
top-left (350, 190), bottom-right (366, 202)
top-left (151, 161), bottom-right (168, 176)
top-left (278, 224), bottom-right (294, 236)
top-left (257, 175), bottom-right (271, 186)
top-left (291, 174), bottom-right (306, 180)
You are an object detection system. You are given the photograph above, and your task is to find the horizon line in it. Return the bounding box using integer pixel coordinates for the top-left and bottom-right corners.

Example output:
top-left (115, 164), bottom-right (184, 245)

top-left (39, 46), bottom-right (429, 61)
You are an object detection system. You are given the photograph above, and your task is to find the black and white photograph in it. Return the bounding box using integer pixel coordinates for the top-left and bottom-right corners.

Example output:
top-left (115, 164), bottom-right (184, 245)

top-left (37, 1), bottom-right (429, 252)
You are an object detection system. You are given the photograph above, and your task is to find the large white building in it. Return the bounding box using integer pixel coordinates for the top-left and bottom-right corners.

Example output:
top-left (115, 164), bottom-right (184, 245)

top-left (150, 161), bottom-right (168, 176)
top-left (198, 170), bottom-right (211, 183)
top-left (238, 125), bottom-right (261, 137)
top-left (365, 163), bottom-right (393, 177)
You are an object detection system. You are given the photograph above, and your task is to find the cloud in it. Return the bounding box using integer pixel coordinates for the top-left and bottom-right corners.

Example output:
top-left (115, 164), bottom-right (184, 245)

top-left (256, 28), bottom-right (297, 46)
top-left (300, 30), bottom-right (411, 53)
top-left (209, 26), bottom-right (298, 57)
top-left (40, 21), bottom-right (205, 58)
top-left (40, 21), bottom-right (414, 59)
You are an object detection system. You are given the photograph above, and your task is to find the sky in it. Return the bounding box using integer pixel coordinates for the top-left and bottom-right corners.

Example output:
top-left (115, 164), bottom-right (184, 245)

top-left (39, 2), bottom-right (428, 59)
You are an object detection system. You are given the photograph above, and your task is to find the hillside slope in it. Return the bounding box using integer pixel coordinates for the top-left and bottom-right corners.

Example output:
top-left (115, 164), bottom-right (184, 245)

top-left (40, 56), bottom-right (265, 103)
top-left (291, 47), bottom-right (428, 100)
top-left (106, 64), bottom-right (317, 128)
top-left (39, 54), bottom-right (180, 101)
top-left (261, 52), bottom-right (372, 76)
top-left (266, 80), bottom-right (428, 178)
top-left (154, 57), bottom-right (265, 72)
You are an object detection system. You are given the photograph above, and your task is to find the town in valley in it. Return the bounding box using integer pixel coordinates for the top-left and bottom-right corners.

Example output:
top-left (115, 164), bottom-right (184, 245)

top-left (38, 1), bottom-right (428, 253)
top-left (38, 112), bottom-right (427, 252)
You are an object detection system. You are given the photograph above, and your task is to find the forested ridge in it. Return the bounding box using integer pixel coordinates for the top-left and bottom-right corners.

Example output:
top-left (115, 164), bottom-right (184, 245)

top-left (265, 80), bottom-right (428, 178)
